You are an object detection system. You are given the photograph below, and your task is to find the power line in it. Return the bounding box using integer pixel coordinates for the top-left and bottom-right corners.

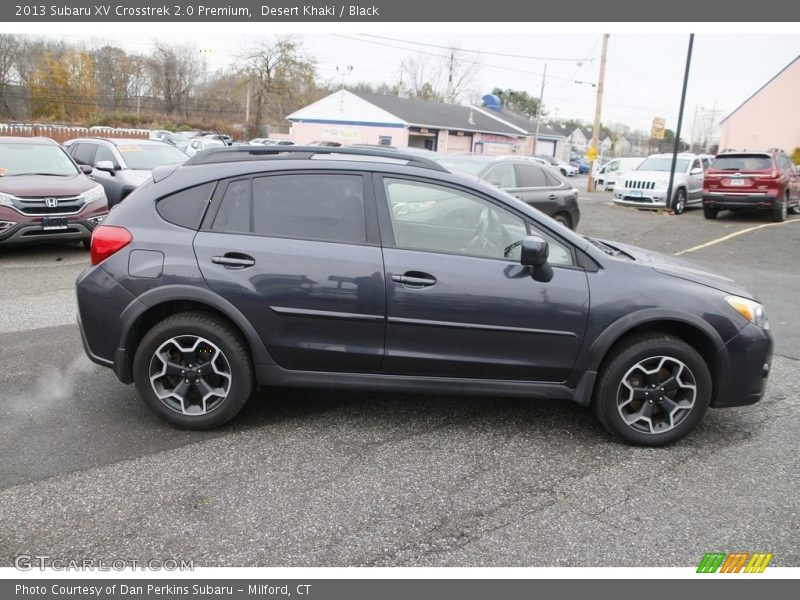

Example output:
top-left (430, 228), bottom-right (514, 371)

top-left (359, 34), bottom-right (596, 63)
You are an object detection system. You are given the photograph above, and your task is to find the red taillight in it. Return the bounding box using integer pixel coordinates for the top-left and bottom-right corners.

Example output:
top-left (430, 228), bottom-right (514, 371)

top-left (90, 225), bottom-right (132, 266)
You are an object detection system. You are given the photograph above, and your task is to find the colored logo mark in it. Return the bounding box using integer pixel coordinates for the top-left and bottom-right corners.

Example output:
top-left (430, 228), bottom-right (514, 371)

top-left (697, 552), bottom-right (773, 573)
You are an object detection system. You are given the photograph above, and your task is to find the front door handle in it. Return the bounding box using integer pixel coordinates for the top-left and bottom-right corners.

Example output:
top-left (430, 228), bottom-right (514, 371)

top-left (391, 272), bottom-right (437, 288)
top-left (211, 253), bottom-right (256, 269)
top-left (548, 194), bottom-right (558, 200)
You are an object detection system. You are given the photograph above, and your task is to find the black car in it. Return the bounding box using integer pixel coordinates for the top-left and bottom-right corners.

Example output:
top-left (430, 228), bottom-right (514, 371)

top-left (76, 146), bottom-right (772, 446)
top-left (64, 137), bottom-right (188, 207)
top-left (434, 155), bottom-right (581, 229)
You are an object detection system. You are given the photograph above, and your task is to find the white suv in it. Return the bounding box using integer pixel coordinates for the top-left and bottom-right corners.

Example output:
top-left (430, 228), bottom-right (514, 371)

top-left (613, 153), bottom-right (712, 214)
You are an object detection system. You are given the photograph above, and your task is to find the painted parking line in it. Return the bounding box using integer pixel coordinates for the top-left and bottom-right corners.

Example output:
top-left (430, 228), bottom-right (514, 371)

top-left (674, 217), bottom-right (800, 256)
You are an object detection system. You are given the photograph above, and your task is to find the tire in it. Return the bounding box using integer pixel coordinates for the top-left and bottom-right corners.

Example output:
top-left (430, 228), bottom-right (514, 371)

top-left (672, 189), bottom-right (687, 215)
top-left (560, 168), bottom-right (567, 176)
top-left (703, 206), bottom-right (719, 220)
top-left (81, 239), bottom-right (91, 250)
top-left (789, 193), bottom-right (800, 215)
top-left (553, 212), bottom-right (572, 229)
top-left (771, 195), bottom-right (787, 222)
top-left (133, 311), bottom-right (254, 429)
top-left (592, 334), bottom-right (711, 446)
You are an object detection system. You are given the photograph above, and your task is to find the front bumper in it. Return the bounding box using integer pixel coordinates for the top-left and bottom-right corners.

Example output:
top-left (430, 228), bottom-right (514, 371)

top-left (712, 323), bottom-right (773, 408)
top-left (613, 188), bottom-right (669, 209)
top-left (0, 220), bottom-right (96, 245)
top-left (703, 193), bottom-right (777, 210)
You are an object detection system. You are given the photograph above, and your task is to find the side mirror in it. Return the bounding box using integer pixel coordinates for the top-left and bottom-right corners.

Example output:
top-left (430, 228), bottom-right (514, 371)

top-left (690, 167), bottom-right (703, 175)
top-left (79, 164), bottom-right (93, 175)
top-left (95, 160), bottom-right (117, 174)
top-left (520, 235), bottom-right (553, 283)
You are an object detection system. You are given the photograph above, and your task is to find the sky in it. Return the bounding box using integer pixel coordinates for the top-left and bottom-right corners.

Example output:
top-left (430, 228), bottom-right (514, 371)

top-left (2, 23), bottom-right (799, 138)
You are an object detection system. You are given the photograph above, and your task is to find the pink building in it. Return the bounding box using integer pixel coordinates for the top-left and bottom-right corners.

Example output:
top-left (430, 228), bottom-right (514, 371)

top-left (285, 91), bottom-right (566, 157)
top-left (719, 55), bottom-right (800, 154)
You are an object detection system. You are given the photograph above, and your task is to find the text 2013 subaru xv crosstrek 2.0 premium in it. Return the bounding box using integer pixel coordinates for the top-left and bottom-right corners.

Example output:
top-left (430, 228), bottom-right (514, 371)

top-left (76, 146), bottom-right (773, 446)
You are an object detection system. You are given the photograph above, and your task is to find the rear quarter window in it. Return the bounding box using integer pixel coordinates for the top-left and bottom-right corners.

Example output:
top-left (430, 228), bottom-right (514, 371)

top-left (156, 182), bottom-right (216, 229)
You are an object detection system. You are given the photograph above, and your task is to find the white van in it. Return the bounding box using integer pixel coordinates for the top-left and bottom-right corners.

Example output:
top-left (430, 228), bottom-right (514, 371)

top-left (595, 157), bottom-right (645, 191)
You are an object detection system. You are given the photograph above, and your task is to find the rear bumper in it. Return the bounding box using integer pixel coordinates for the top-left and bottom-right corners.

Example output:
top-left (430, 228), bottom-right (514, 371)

top-left (712, 323), bottom-right (773, 408)
top-left (703, 193), bottom-right (777, 209)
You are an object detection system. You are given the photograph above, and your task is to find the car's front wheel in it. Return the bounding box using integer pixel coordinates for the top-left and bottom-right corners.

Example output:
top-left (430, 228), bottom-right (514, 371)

top-left (672, 189), bottom-right (687, 215)
top-left (592, 334), bottom-right (711, 446)
top-left (133, 311), bottom-right (254, 429)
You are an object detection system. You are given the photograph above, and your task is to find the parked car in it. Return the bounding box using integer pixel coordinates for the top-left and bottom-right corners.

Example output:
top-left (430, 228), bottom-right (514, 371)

top-left (570, 159), bottom-right (591, 174)
top-left (613, 153), bottom-right (713, 214)
top-left (536, 155), bottom-right (578, 177)
top-left (163, 132), bottom-right (190, 152)
top-left (202, 134), bottom-right (233, 146)
top-left (307, 141), bottom-right (342, 147)
top-left (0, 136), bottom-right (108, 248)
top-left (433, 154), bottom-right (581, 229)
top-left (250, 138), bottom-right (295, 146)
top-left (149, 130), bottom-right (172, 142)
top-left (64, 138), bottom-right (189, 207)
top-left (702, 149), bottom-right (800, 221)
top-left (76, 145), bottom-right (772, 445)
top-left (185, 137), bottom-right (226, 157)
top-left (595, 157), bottom-right (645, 191)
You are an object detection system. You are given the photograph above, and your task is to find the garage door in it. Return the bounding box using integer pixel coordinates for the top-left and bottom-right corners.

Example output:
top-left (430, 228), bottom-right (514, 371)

top-left (537, 140), bottom-right (556, 156)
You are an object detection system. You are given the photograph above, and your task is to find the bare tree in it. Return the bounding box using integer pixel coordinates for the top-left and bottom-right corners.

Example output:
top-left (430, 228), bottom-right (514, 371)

top-left (147, 42), bottom-right (199, 116)
top-left (93, 46), bottom-right (132, 113)
top-left (401, 47), bottom-right (481, 104)
top-left (0, 34), bottom-right (22, 118)
top-left (242, 37), bottom-right (318, 137)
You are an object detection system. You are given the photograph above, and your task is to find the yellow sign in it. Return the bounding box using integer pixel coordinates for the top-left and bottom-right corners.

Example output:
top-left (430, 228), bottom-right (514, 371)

top-left (587, 147), bottom-right (598, 161)
top-left (651, 117), bottom-right (666, 140)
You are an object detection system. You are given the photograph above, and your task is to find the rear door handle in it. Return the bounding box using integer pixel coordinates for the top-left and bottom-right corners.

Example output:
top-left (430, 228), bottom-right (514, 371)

top-left (391, 272), bottom-right (437, 288)
top-left (211, 253), bottom-right (256, 269)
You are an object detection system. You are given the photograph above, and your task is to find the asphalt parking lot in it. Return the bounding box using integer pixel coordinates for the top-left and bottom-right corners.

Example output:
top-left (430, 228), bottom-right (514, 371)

top-left (1, 182), bottom-right (798, 567)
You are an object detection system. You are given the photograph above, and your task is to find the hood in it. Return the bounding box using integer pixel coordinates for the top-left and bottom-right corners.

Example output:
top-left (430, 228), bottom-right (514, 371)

top-left (0, 173), bottom-right (97, 198)
top-left (123, 170), bottom-right (154, 183)
top-left (605, 240), bottom-right (754, 299)
top-left (625, 170), bottom-right (676, 182)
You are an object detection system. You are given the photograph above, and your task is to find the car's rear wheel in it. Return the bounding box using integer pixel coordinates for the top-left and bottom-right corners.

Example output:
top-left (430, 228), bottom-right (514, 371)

top-left (703, 206), bottom-right (719, 219)
top-left (672, 189), bottom-right (687, 215)
top-left (592, 334), bottom-right (711, 446)
top-left (771, 194), bottom-right (787, 222)
top-left (553, 212), bottom-right (572, 229)
top-left (133, 311), bottom-right (254, 429)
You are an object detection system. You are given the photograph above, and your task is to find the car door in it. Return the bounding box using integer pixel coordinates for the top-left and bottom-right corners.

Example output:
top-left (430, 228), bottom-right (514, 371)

top-left (512, 163), bottom-right (563, 217)
top-left (193, 171), bottom-right (386, 372)
top-left (687, 158), bottom-right (704, 201)
top-left (89, 144), bottom-right (125, 206)
top-left (779, 154), bottom-right (799, 203)
top-left (376, 174), bottom-right (589, 382)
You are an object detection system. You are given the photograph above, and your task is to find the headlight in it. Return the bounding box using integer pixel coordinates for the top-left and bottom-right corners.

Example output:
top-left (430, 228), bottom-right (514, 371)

top-left (0, 192), bottom-right (16, 207)
top-left (80, 185), bottom-right (106, 203)
top-left (725, 296), bottom-right (769, 330)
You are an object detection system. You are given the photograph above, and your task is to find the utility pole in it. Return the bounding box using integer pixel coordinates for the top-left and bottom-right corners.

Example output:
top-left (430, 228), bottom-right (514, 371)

top-left (666, 33), bottom-right (694, 212)
top-left (245, 83), bottom-right (250, 125)
top-left (531, 62), bottom-right (547, 156)
top-left (336, 65), bottom-right (353, 112)
top-left (587, 33), bottom-right (609, 192)
top-left (446, 50), bottom-right (455, 103)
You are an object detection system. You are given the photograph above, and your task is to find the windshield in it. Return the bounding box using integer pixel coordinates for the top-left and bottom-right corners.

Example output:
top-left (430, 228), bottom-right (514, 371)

top-left (710, 155), bottom-right (773, 171)
top-left (436, 157), bottom-right (490, 176)
top-left (0, 143), bottom-right (79, 177)
top-left (636, 157), bottom-right (689, 172)
top-left (117, 143), bottom-right (188, 170)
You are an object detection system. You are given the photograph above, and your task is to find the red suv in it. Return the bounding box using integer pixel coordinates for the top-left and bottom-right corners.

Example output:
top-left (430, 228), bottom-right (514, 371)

top-left (703, 149), bottom-right (800, 221)
top-left (0, 137), bottom-right (109, 248)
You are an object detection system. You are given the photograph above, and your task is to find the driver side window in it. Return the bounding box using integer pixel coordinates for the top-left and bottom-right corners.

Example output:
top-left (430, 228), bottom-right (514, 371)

top-left (383, 178), bottom-right (528, 261)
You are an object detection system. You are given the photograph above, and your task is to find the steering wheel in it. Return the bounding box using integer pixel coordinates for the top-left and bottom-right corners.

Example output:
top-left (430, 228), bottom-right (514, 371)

top-left (466, 208), bottom-right (504, 256)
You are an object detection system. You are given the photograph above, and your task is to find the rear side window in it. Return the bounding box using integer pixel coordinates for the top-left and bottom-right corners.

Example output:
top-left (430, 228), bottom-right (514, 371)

top-left (156, 182), bottom-right (215, 229)
top-left (516, 164), bottom-right (550, 187)
top-left (211, 174), bottom-right (367, 245)
top-left (253, 174), bottom-right (366, 244)
top-left (711, 155), bottom-right (773, 171)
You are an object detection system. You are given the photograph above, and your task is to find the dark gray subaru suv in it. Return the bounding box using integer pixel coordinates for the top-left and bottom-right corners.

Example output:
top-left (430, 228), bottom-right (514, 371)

top-left (76, 146), bottom-right (772, 445)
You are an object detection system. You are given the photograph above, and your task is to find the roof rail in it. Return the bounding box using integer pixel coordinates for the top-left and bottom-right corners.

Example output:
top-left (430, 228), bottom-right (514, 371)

top-left (183, 145), bottom-right (449, 172)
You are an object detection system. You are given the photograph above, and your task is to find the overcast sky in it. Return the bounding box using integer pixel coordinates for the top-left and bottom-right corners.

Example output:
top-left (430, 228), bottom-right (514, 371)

top-left (3, 23), bottom-right (798, 136)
